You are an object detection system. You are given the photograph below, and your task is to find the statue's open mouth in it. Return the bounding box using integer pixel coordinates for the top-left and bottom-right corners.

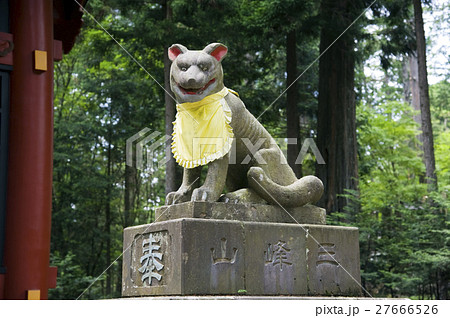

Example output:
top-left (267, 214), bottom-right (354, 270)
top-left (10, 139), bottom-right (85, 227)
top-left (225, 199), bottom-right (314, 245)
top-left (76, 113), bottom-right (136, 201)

top-left (178, 78), bottom-right (215, 95)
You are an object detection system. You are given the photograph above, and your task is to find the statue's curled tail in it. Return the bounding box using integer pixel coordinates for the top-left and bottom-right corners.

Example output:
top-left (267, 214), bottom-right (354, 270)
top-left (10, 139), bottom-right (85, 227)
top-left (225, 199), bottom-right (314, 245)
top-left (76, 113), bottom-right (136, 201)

top-left (247, 167), bottom-right (324, 208)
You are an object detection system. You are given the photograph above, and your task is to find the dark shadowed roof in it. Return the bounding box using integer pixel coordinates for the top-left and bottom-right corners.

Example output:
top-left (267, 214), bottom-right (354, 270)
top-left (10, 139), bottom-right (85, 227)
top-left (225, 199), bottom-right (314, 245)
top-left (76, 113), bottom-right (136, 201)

top-left (54, 0), bottom-right (89, 54)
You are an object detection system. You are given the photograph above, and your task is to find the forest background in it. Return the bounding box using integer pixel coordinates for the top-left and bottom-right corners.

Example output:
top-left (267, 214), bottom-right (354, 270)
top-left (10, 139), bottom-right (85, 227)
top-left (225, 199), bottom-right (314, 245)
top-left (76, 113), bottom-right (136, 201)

top-left (50, 0), bottom-right (449, 299)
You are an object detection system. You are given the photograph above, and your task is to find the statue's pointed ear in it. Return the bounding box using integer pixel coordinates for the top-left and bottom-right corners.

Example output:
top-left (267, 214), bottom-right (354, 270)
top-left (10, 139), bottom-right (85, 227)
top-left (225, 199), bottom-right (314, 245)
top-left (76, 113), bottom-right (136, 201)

top-left (203, 43), bottom-right (228, 62)
top-left (168, 44), bottom-right (188, 61)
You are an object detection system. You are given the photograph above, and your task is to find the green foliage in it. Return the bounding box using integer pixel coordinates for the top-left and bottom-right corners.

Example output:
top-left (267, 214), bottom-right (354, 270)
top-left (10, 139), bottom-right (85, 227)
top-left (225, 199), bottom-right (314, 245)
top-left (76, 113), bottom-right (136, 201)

top-left (49, 252), bottom-right (102, 300)
top-left (430, 80), bottom-right (450, 190)
top-left (329, 74), bottom-right (449, 298)
top-left (435, 131), bottom-right (450, 190)
top-left (367, 0), bottom-right (417, 69)
top-left (51, 2), bottom-right (167, 298)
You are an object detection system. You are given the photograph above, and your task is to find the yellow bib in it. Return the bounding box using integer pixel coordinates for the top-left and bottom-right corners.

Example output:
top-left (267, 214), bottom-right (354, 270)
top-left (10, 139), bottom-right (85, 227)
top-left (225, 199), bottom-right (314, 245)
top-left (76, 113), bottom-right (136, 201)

top-left (171, 87), bottom-right (235, 168)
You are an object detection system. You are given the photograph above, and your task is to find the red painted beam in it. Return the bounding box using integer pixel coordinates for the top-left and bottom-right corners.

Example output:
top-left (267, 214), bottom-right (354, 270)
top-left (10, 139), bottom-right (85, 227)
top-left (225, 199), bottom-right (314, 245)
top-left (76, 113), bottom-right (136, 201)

top-left (0, 274), bottom-right (4, 299)
top-left (4, 0), bottom-right (54, 300)
top-left (48, 266), bottom-right (58, 289)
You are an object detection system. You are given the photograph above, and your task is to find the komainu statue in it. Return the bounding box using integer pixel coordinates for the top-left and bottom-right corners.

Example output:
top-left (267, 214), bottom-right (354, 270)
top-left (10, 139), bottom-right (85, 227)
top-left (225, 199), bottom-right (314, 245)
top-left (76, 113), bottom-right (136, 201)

top-left (166, 43), bottom-right (323, 208)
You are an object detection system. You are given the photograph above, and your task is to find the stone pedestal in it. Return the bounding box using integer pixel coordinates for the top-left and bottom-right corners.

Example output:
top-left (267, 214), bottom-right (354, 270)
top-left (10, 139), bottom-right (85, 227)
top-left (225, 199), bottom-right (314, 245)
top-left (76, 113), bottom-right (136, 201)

top-left (122, 203), bottom-right (361, 297)
top-left (155, 201), bottom-right (326, 224)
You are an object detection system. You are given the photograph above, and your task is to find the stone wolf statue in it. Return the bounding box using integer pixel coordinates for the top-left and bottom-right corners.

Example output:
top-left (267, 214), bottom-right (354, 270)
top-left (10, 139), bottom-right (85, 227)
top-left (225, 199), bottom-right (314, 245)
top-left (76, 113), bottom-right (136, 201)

top-left (166, 43), bottom-right (323, 208)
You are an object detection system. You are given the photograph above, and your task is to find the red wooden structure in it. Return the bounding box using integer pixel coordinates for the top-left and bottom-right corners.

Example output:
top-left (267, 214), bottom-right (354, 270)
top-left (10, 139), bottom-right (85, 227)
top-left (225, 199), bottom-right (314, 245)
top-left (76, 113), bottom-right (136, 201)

top-left (0, 0), bottom-right (86, 300)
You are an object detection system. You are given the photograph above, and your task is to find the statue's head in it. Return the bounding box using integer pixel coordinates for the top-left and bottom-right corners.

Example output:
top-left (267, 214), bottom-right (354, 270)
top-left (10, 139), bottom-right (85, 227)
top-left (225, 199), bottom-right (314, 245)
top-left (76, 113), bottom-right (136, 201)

top-left (168, 43), bottom-right (228, 103)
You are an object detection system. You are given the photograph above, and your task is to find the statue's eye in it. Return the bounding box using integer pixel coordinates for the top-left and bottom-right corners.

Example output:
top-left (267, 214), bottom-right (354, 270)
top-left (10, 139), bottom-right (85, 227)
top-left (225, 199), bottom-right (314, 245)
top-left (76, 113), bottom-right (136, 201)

top-left (199, 64), bottom-right (209, 72)
top-left (178, 63), bottom-right (188, 71)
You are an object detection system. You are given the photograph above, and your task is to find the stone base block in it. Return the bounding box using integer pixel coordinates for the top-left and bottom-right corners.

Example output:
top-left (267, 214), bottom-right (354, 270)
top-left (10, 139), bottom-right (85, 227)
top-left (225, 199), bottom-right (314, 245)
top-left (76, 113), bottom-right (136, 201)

top-left (155, 202), bottom-right (326, 224)
top-left (122, 218), bottom-right (361, 297)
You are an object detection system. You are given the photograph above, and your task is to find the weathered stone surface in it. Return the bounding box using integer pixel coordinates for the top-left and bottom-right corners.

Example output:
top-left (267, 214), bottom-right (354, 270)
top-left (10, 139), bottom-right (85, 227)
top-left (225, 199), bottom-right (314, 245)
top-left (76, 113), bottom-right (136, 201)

top-left (122, 219), bottom-right (244, 296)
top-left (180, 219), bottom-right (245, 295)
top-left (244, 222), bottom-right (308, 295)
top-left (118, 295), bottom-right (387, 300)
top-left (155, 201), bottom-right (326, 224)
top-left (122, 221), bottom-right (183, 296)
top-left (122, 218), bottom-right (361, 297)
top-left (305, 225), bottom-right (361, 296)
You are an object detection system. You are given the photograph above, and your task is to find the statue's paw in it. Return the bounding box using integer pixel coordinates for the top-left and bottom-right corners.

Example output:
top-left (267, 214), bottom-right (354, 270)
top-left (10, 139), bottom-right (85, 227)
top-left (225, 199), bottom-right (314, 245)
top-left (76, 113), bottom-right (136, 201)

top-left (219, 193), bottom-right (240, 204)
top-left (166, 188), bottom-right (190, 205)
top-left (220, 188), bottom-right (267, 204)
top-left (191, 187), bottom-right (217, 202)
top-left (166, 192), bottom-right (176, 205)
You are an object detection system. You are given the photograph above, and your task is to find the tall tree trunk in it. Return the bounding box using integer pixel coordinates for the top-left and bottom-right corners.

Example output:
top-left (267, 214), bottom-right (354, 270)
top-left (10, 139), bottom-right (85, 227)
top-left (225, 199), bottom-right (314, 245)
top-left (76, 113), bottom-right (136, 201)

top-left (413, 0), bottom-right (438, 191)
top-left (316, 0), bottom-right (359, 214)
top-left (286, 29), bottom-right (301, 178)
top-left (164, 0), bottom-right (177, 196)
top-left (105, 125), bottom-right (112, 296)
top-left (404, 53), bottom-right (425, 182)
top-left (124, 153), bottom-right (137, 227)
top-left (409, 53), bottom-right (421, 135)
top-left (402, 56), bottom-right (411, 105)
top-left (437, 269), bottom-right (448, 300)
top-left (116, 261), bottom-right (122, 296)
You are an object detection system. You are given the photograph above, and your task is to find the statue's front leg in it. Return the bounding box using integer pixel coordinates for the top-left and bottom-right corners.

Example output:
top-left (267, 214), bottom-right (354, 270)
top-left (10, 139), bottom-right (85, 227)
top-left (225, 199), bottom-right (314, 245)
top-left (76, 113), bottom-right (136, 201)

top-left (192, 153), bottom-right (229, 202)
top-left (166, 166), bottom-right (201, 205)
